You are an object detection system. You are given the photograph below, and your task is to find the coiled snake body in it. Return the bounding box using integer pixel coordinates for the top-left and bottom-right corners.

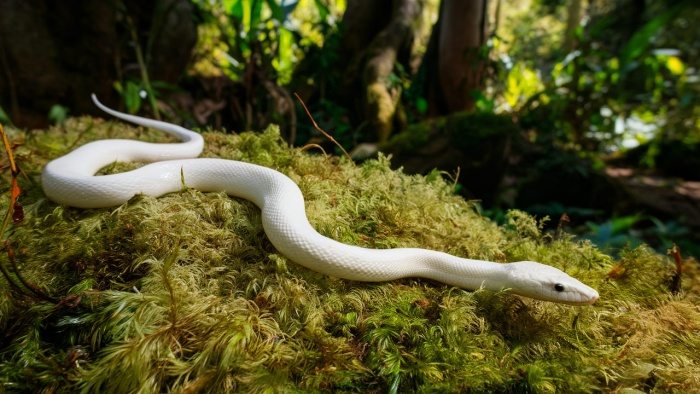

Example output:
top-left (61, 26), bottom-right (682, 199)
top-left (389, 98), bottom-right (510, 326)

top-left (42, 96), bottom-right (599, 305)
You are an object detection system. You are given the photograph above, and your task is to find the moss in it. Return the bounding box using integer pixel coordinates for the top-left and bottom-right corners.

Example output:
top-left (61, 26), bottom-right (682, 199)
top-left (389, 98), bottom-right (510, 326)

top-left (0, 117), bottom-right (699, 392)
top-left (382, 111), bottom-right (517, 153)
top-left (380, 117), bottom-right (438, 153)
top-left (380, 111), bottom-right (518, 200)
top-left (365, 82), bottom-right (397, 143)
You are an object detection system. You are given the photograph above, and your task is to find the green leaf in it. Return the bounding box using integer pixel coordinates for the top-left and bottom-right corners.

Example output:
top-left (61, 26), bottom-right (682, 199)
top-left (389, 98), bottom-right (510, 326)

top-left (263, 0), bottom-right (298, 24)
top-left (276, 28), bottom-right (294, 84)
top-left (0, 105), bottom-right (12, 126)
top-left (249, 0), bottom-right (263, 34)
top-left (620, 2), bottom-right (687, 67)
top-left (415, 97), bottom-right (428, 114)
top-left (48, 104), bottom-right (69, 124)
top-left (610, 215), bottom-right (642, 234)
top-left (504, 63), bottom-right (544, 109)
top-left (124, 81), bottom-right (143, 114)
top-left (474, 91), bottom-right (495, 113)
top-left (313, 0), bottom-right (329, 21)
top-left (264, 0), bottom-right (283, 22)
top-left (228, 0), bottom-right (244, 22)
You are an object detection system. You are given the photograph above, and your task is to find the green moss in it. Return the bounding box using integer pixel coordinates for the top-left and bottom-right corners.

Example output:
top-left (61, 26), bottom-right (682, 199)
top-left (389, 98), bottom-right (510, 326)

top-left (0, 117), bottom-right (699, 392)
top-left (382, 111), bottom-right (517, 153)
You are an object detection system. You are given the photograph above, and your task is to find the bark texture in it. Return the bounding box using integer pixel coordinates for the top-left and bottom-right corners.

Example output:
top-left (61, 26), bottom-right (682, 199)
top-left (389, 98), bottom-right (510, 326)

top-left (421, 0), bottom-right (489, 115)
top-left (361, 0), bottom-right (420, 142)
top-left (564, 0), bottom-right (583, 50)
top-left (326, 0), bottom-right (420, 143)
top-left (438, 0), bottom-right (488, 112)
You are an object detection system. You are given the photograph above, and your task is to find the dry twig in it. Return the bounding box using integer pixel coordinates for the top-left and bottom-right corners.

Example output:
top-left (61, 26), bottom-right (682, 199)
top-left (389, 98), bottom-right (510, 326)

top-left (0, 123), bottom-right (56, 302)
top-left (668, 244), bottom-right (683, 295)
top-left (294, 93), bottom-right (351, 161)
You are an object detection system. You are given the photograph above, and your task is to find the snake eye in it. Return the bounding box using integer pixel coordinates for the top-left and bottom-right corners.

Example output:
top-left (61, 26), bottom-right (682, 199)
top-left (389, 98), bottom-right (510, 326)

top-left (554, 283), bottom-right (565, 292)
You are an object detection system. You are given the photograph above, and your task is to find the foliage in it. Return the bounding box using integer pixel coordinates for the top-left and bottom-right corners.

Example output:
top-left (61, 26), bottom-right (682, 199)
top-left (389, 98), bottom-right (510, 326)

top-left (584, 215), bottom-right (698, 259)
top-left (0, 117), bottom-right (699, 392)
top-left (113, 80), bottom-right (149, 115)
top-left (184, 0), bottom-right (346, 139)
top-left (486, 203), bottom-right (699, 260)
top-left (48, 105), bottom-right (69, 125)
top-left (502, 63), bottom-right (546, 111)
top-left (190, 0), bottom-right (342, 84)
top-left (109, 0), bottom-right (183, 119)
top-left (494, 0), bottom-right (698, 154)
top-left (584, 215), bottom-right (646, 253)
top-left (0, 107), bottom-right (13, 127)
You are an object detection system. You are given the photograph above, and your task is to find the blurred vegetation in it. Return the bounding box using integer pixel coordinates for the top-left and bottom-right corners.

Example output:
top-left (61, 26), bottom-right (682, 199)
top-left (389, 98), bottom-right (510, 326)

top-left (189, 0), bottom-right (340, 83)
top-left (484, 0), bottom-right (699, 257)
top-left (0, 0), bottom-right (694, 259)
top-left (170, 0), bottom-right (699, 255)
top-left (165, 0), bottom-right (699, 152)
top-left (497, 0), bottom-right (698, 153)
top-left (0, 2), bottom-right (694, 263)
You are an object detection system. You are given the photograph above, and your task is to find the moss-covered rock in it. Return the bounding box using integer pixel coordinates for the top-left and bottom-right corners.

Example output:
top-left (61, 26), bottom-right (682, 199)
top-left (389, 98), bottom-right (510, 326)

top-left (0, 117), bottom-right (698, 392)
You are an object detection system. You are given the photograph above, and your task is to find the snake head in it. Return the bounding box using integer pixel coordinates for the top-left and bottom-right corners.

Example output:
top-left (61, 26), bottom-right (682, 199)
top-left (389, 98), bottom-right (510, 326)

top-left (503, 261), bottom-right (599, 305)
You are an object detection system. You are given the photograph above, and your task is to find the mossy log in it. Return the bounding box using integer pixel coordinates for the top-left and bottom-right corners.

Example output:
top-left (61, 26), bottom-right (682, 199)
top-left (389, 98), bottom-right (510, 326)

top-left (0, 118), bottom-right (699, 392)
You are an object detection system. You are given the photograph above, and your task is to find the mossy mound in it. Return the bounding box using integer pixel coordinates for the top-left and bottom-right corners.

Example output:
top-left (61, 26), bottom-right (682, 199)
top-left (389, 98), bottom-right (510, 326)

top-left (1, 117), bottom-right (699, 392)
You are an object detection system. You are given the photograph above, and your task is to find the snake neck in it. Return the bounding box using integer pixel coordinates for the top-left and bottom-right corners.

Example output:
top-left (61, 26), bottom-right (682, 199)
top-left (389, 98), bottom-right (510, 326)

top-left (418, 251), bottom-right (511, 292)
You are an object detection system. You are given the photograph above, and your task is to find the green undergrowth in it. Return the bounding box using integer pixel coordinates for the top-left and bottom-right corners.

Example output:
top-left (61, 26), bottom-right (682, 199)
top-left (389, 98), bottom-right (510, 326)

top-left (0, 117), bottom-right (699, 392)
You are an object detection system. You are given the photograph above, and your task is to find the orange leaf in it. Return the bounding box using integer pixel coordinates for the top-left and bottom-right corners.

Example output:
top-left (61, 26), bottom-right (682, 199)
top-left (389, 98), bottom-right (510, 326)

top-left (10, 177), bottom-right (20, 202)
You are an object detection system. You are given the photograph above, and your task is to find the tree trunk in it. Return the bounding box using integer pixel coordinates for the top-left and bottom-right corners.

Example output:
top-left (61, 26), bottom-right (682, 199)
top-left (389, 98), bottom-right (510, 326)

top-left (361, 0), bottom-right (420, 142)
top-left (564, 0), bottom-right (583, 51)
top-left (294, 0), bottom-right (420, 144)
top-left (421, 0), bottom-right (489, 116)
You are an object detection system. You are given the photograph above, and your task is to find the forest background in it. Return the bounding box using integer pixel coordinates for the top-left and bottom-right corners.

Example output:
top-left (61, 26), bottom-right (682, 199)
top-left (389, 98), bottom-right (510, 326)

top-left (0, 0), bottom-right (698, 257)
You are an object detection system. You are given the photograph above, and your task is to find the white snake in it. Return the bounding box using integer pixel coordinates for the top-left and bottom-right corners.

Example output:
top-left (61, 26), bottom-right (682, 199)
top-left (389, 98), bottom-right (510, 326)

top-left (42, 96), bottom-right (599, 305)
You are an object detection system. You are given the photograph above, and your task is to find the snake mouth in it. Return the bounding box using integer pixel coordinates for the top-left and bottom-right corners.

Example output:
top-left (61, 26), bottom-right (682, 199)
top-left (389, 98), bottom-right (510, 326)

top-left (581, 286), bottom-right (600, 305)
top-left (554, 296), bottom-right (598, 306)
top-left (563, 289), bottom-right (599, 306)
top-left (587, 293), bottom-right (600, 305)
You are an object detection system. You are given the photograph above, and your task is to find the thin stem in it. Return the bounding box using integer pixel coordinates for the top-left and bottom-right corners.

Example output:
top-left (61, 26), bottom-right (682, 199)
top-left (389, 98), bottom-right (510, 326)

top-left (294, 93), bottom-right (351, 161)
top-left (0, 123), bottom-right (56, 303)
top-left (127, 16), bottom-right (161, 120)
